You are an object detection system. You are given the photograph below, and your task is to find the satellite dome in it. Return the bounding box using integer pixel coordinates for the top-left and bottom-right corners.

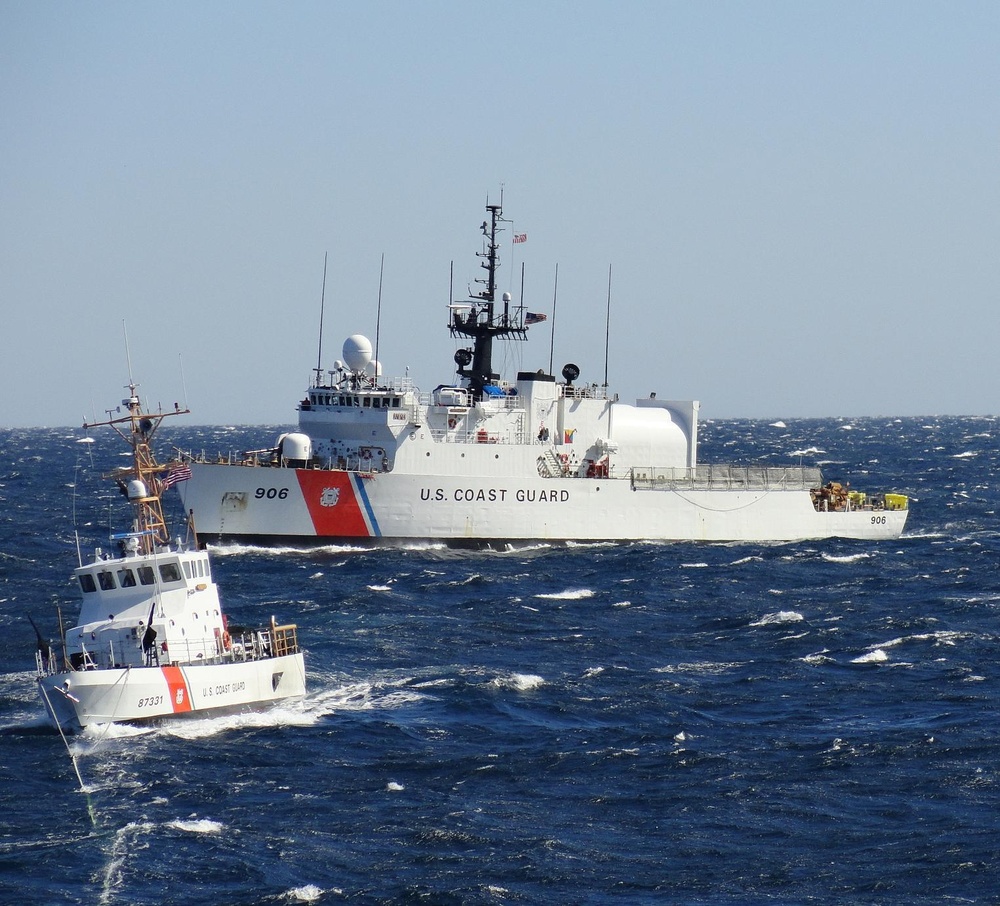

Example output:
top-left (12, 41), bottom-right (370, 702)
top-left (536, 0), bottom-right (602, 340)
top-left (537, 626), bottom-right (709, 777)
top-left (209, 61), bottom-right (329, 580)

top-left (343, 335), bottom-right (372, 373)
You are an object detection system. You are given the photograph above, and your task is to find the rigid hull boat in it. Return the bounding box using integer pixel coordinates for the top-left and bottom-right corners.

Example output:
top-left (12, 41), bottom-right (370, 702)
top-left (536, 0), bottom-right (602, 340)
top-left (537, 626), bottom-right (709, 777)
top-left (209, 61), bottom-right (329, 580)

top-left (35, 384), bottom-right (306, 732)
top-left (179, 200), bottom-right (909, 546)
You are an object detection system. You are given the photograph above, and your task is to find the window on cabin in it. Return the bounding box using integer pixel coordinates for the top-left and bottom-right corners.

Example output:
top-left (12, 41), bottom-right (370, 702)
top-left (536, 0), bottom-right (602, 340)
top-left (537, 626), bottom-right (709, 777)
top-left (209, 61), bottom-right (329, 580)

top-left (118, 569), bottom-right (137, 587)
top-left (98, 571), bottom-right (116, 591)
top-left (182, 561), bottom-right (193, 579)
top-left (197, 559), bottom-right (205, 578)
top-left (159, 562), bottom-right (183, 583)
top-left (79, 573), bottom-right (97, 593)
top-left (138, 566), bottom-right (155, 585)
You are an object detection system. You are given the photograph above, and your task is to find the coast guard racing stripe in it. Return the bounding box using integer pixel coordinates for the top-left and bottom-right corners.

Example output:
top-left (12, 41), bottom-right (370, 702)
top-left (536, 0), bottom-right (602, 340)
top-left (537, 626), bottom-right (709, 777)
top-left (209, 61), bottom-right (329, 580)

top-left (162, 666), bottom-right (193, 713)
top-left (296, 470), bottom-right (380, 537)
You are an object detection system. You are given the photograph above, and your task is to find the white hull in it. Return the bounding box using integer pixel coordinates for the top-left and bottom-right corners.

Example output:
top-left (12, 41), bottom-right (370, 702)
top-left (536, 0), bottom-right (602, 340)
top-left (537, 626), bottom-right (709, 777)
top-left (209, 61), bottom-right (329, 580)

top-left (181, 464), bottom-right (908, 544)
top-left (37, 655), bottom-right (306, 733)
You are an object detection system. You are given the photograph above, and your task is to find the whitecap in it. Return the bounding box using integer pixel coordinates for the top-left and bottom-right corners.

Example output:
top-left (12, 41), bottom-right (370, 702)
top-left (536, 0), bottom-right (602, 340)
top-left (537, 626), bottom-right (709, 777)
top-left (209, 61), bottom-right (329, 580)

top-left (751, 611), bottom-right (804, 627)
top-left (168, 817), bottom-right (223, 834)
top-left (534, 589), bottom-right (594, 600)
top-left (769, 420), bottom-right (786, 428)
top-left (800, 652), bottom-right (835, 665)
top-left (366, 584), bottom-right (392, 592)
top-left (952, 451), bottom-right (977, 459)
top-left (490, 673), bottom-right (545, 692)
top-left (822, 552), bottom-right (872, 564)
top-left (852, 649), bottom-right (888, 664)
top-left (386, 781), bottom-right (405, 792)
top-left (76, 436), bottom-right (95, 444)
top-left (680, 562), bottom-right (709, 569)
top-left (286, 884), bottom-right (327, 902)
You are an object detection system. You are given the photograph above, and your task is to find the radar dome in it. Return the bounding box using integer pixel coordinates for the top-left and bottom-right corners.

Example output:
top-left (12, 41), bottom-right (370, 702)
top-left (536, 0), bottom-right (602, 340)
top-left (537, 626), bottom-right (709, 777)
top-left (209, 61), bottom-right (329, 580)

top-left (365, 359), bottom-right (382, 378)
top-left (343, 335), bottom-right (373, 373)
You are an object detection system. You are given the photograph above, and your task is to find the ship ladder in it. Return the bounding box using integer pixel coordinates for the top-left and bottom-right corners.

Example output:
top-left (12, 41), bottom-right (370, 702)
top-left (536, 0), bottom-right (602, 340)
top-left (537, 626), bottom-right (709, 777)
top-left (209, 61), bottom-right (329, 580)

top-left (537, 448), bottom-right (564, 478)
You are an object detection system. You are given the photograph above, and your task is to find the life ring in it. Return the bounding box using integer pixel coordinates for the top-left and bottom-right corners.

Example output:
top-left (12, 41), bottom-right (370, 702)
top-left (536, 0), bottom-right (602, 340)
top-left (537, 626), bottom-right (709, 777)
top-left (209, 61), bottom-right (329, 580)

top-left (477, 429), bottom-right (488, 443)
top-left (222, 631), bottom-right (231, 651)
top-left (448, 417), bottom-right (457, 429)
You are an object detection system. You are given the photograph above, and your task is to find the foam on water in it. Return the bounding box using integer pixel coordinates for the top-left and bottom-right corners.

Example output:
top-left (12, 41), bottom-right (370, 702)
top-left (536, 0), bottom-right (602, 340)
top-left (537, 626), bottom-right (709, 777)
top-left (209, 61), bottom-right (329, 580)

top-left (167, 816), bottom-right (224, 834)
top-left (534, 588), bottom-right (594, 600)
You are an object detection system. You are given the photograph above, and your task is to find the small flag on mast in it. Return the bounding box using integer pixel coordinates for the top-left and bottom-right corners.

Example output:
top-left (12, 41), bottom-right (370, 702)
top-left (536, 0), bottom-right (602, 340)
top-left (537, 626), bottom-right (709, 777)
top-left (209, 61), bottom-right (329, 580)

top-left (525, 312), bottom-right (547, 324)
top-left (513, 233), bottom-right (527, 243)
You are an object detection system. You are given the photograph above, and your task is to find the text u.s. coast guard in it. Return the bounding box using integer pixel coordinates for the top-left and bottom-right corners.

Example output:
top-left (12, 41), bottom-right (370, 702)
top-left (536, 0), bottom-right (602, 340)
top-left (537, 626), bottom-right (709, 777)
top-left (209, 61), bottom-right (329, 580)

top-left (420, 488), bottom-right (571, 503)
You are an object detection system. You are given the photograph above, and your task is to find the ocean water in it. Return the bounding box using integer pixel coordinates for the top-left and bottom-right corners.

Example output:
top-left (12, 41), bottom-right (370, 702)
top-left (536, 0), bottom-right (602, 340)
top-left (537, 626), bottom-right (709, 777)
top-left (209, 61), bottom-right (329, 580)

top-left (0, 416), bottom-right (998, 905)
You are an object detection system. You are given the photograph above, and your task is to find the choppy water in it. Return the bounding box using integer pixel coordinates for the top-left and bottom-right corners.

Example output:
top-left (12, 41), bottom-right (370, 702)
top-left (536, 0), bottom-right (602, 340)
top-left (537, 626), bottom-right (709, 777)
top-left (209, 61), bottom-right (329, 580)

top-left (1, 416), bottom-right (998, 904)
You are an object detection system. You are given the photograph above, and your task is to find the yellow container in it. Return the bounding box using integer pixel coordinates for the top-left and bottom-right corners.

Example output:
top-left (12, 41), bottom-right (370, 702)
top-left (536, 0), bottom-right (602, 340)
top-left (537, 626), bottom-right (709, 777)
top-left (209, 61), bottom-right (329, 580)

top-left (884, 493), bottom-right (908, 511)
top-left (848, 491), bottom-right (867, 507)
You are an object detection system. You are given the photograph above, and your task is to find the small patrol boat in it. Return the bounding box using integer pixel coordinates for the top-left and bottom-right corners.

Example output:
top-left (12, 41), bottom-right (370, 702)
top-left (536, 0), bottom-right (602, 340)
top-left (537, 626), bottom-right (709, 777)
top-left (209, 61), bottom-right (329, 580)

top-left (34, 382), bottom-right (306, 733)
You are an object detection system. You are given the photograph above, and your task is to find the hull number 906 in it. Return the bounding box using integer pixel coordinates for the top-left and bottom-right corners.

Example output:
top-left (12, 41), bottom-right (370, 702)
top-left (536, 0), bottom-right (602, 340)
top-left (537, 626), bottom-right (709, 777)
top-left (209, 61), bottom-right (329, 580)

top-left (255, 488), bottom-right (289, 500)
top-left (871, 515), bottom-right (886, 525)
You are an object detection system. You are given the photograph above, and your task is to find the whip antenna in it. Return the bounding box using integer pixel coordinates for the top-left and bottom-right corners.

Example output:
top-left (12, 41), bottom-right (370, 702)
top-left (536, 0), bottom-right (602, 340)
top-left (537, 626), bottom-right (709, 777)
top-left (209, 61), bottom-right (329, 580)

top-left (315, 253), bottom-right (328, 385)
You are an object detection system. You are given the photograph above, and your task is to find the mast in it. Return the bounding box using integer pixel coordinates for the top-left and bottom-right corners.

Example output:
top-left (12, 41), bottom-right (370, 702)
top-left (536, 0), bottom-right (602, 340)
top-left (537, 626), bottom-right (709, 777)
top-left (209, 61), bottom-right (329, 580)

top-left (449, 200), bottom-right (527, 400)
top-left (83, 383), bottom-right (190, 555)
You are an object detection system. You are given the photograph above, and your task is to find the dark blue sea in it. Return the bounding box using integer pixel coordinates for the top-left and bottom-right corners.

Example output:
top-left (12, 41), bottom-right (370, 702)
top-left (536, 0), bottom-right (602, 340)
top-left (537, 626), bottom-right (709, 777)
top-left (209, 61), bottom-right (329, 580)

top-left (1, 416), bottom-right (998, 905)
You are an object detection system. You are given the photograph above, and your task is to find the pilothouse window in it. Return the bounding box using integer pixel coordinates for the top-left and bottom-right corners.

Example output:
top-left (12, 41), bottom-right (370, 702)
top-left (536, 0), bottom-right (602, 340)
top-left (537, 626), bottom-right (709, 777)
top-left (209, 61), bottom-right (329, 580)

top-left (138, 566), bottom-right (155, 586)
top-left (79, 573), bottom-right (97, 593)
top-left (158, 562), bottom-right (183, 583)
top-left (118, 569), bottom-right (137, 587)
top-left (98, 571), bottom-right (116, 591)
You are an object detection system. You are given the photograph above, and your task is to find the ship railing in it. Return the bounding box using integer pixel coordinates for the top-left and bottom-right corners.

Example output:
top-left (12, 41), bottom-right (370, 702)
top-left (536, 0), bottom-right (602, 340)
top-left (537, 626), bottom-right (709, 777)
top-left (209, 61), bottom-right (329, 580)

top-left (630, 464), bottom-right (825, 491)
top-left (36, 647), bottom-right (60, 677)
top-left (560, 384), bottom-right (609, 401)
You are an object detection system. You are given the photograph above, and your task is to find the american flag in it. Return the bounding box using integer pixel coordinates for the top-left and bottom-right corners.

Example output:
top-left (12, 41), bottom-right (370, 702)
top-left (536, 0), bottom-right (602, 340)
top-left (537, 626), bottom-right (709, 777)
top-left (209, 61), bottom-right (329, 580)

top-left (162, 463), bottom-right (192, 488)
top-left (525, 311), bottom-right (547, 324)
top-left (513, 233), bottom-right (527, 243)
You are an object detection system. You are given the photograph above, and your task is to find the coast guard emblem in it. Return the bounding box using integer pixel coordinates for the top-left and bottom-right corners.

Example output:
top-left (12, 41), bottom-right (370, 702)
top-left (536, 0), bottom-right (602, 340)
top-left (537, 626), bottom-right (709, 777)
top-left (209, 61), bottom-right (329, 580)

top-left (320, 487), bottom-right (340, 507)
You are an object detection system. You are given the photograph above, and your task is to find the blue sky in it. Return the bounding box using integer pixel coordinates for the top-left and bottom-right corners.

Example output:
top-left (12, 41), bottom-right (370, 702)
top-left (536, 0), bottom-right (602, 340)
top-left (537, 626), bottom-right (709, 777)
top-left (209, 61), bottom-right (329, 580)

top-left (2, 2), bottom-right (998, 427)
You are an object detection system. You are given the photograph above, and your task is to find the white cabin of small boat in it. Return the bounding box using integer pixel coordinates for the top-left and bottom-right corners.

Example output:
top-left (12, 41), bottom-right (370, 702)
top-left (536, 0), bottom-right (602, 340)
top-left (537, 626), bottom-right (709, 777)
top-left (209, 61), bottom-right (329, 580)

top-left (68, 542), bottom-right (229, 672)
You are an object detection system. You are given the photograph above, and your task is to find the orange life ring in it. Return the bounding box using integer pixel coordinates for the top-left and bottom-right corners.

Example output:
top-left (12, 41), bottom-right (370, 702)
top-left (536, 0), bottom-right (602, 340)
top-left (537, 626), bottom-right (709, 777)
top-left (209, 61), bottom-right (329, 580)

top-left (222, 631), bottom-right (231, 651)
top-left (448, 417), bottom-right (457, 429)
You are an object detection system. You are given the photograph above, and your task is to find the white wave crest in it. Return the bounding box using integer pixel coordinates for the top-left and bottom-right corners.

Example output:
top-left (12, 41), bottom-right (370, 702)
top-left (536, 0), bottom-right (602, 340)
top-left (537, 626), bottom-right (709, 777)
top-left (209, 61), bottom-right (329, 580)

top-left (751, 611), bottom-right (804, 627)
top-left (286, 885), bottom-right (327, 903)
top-left (852, 649), bottom-right (888, 664)
top-left (168, 817), bottom-right (223, 834)
top-left (490, 673), bottom-right (545, 692)
top-left (822, 552), bottom-right (873, 564)
top-left (535, 588), bottom-right (594, 600)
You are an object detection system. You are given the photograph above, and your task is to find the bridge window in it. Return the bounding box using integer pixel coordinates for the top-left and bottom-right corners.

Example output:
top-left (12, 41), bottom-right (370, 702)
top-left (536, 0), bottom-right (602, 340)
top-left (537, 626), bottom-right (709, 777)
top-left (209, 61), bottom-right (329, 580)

top-left (118, 569), bottom-right (137, 587)
top-left (158, 562), bottom-right (183, 583)
top-left (79, 573), bottom-right (97, 593)
top-left (98, 571), bottom-right (116, 591)
top-left (138, 566), bottom-right (155, 585)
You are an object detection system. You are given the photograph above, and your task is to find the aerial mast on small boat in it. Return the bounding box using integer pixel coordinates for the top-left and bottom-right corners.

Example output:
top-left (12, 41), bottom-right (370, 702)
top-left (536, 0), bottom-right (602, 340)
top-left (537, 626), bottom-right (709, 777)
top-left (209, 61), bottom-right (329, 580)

top-left (83, 386), bottom-right (189, 555)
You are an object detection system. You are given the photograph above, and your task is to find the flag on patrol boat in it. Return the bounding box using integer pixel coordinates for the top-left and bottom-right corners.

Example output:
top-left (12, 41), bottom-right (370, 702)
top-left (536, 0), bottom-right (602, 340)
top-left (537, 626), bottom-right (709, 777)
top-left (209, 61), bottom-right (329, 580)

top-left (525, 311), bottom-right (547, 324)
top-left (513, 233), bottom-right (527, 243)
top-left (162, 463), bottom-right (192, 488)
top-left (564, 428), bottom-right (576, 444)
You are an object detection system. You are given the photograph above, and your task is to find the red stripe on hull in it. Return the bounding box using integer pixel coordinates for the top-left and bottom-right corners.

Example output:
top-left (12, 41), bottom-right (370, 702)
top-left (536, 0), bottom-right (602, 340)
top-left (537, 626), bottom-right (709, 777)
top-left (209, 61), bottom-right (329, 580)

top-left (295, 471), bottom-right (371, 537)
top-left (162, 666), bottom-right (193, 713)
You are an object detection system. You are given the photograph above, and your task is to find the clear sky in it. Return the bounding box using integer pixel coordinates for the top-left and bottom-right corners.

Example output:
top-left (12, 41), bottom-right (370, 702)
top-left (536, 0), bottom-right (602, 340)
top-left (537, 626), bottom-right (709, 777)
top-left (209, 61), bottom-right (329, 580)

top-left (3, 1), bottom-right (998, 427)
